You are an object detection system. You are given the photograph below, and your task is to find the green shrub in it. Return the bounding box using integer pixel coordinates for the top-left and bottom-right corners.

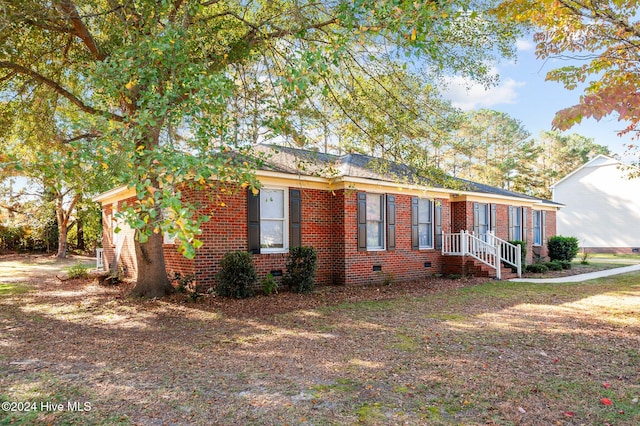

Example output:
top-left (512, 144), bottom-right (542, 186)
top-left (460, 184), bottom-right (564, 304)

top-left (526, 263), bottom-right (549, 273)
top-left (547, 236), bottom-right (579, 262)
top-left (545, 260), bottom-right (563, 271)
top-left (283, 246), bottom-right (318, 293)
top-left (216, 251), bottom-right (257, 298)
top-left (559, 260), bottom-right (572, 270)
top-left (67, 262), bottom-right (90, 279)
top-left (261, 273), bottom-right (278, 295)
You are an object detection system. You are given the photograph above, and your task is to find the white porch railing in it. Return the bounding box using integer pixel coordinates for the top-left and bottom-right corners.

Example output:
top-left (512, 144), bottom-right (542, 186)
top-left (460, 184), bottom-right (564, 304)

top-left (492, 234), bottom-right (522, 277)
top-left (96, 248), bottom-right (104, 270)
top-left (442, 231), bottom-right (521, 279)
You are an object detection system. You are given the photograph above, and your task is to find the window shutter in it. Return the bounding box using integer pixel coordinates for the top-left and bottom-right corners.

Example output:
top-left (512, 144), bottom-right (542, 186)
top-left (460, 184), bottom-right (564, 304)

top-left (491, 204), bottom-right (497, 232)
top-left (473, 203), bottom-right (480, 235)
top-left (386, 195), bottom-right (396, 250)
top-left (435, 203), bottom-right (442, 250)
top-left (247, 189), bottom-right (260, 254)
top-left (542, 211), bottom-right (547, 243)
top-left (508, 206), bottom-right (514, 241)
top-left (289, 189), bottom-right (301, 248)
top-left (411, 197), bottom-right (419, 250)
top-left (523, 207), bottom-right (528, 242)
top-left (357, 192), bottom-right (367, 251)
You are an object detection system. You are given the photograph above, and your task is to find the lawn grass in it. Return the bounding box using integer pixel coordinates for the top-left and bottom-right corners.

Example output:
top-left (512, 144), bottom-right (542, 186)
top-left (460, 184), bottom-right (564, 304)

top-left (0, 283), bottom-right (30, 297)
top-left (1, 272), bottom-right (639, 425)
top-left (578, 253), bottom-right (640, 264)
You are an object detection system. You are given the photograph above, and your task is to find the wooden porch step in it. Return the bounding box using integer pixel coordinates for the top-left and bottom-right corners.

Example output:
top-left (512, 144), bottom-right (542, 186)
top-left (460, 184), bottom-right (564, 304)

top-left (443, 255), bottom-right (520, 280)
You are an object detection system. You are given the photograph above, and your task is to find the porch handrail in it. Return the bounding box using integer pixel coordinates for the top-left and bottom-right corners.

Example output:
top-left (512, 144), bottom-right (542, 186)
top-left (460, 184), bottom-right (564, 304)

top-left (96, 248), bottom-right (104, 270)
top-left (466, 231), bottom-right (500, 276)
top-left (442, 231), bottom-right (522, 279)
top-left (443, 231), bottom-right (501, 278)
top-left (492, 234), bottom-right (522, 277)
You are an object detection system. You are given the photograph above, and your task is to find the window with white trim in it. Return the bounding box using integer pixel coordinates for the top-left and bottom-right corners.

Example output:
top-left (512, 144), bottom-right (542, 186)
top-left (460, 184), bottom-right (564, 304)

top-left (509, 206), bottom-right (525, 241)
top-left (366, 193), bottom-right (385, 249)
top-left (260, 188), bottom-right (288, 252)
top-left (418, 198), bottom-right (434, 248)
top-left (533, 210), bottom-right (544, 246)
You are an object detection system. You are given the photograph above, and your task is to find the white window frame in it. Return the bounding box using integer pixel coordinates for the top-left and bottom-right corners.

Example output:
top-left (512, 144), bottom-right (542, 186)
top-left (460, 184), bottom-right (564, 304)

top-left (533, 210), bottom-right (543, 246)
top-left (477, 203), bottom-right (490, 236)
top-left (510, 206), bottom-right (523, 241)
top-left (418, 198), bottom-right (434, 249)
top-left (366, 193), bottom-right (385, 251)
top-left (260, 187), bottom-right (289, 253)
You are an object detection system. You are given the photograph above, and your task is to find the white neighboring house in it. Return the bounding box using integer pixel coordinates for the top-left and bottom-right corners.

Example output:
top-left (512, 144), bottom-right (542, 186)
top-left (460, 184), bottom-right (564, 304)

top-left (551, 155), bottom-right (640, 254)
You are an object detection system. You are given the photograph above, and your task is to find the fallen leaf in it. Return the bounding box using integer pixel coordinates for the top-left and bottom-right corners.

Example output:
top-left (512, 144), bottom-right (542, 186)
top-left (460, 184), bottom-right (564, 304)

top-left (518, 406), bottom-right (526, 414)
top-left (603, 382), bottom-right (611, 389)
top-left (562, 411), bottom-right (575, 417)
top-left (601, 398), bottom-right (613, 406)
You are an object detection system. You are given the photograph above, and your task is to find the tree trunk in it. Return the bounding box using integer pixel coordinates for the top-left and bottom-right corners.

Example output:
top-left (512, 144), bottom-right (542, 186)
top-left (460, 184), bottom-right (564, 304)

top-left (57, 225), bottom-right (68, 258)
top-left (130, 231), bottom-right (174, 298)
top-left (54, 191), bottom-right (81, 259)
top-left (56, 201), bottom-right (69, 259)
top-left (77, 205), bottom-right (85, 251)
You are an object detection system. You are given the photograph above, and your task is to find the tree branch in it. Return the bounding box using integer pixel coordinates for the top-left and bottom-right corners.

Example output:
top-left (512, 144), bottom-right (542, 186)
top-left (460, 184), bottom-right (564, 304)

top-left (262, 18), bottom-right (338, 42)
top-left (62, 132), bottom-right (102, 143)
top-left (0, 61), bottom-right (123, 122)
top-left (168, 0), bottom-right (185, 23)
top-left (24, 18), bottom-right (74, 34)
top-left (54, 0), bottom-right (106, 60)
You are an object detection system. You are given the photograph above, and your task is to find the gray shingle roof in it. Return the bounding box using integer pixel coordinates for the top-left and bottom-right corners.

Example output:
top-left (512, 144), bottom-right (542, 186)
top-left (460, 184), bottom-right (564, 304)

top-left (252, 144), bottom-right (560, 206)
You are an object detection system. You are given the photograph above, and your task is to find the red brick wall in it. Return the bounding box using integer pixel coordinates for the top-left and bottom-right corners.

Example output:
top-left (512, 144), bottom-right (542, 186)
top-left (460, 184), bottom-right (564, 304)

top-left (298, 188), bottom-right (343, 285)
top-left (341, 193), bottom-right (448, 286)
top-left (163, 248), bottom-right (195, 279)
top-left (183, 186), bottom-right (248, 288)
top-left (187, 187), bottom-right (345, 288)
top-left (545, 210), bottom-right (556, 243)
top-left (100, 186), bottom-right (558, 286)
top-left (451, 201), bottom-right (469, 233)
top-left (493, 204), bottom-right (510, 241)
top-left (172, 187), bottom-right (453, 288)
top-left (331, 190), bottom-right (347, 285)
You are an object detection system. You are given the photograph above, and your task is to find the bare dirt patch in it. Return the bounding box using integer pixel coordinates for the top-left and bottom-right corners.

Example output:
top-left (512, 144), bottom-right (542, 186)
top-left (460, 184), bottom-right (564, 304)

top-left (0, 253), bottom-right (95, 283)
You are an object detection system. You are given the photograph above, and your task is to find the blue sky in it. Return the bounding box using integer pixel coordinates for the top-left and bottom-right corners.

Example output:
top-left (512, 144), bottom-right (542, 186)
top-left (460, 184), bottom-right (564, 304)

top-left (440, 38), bottom-right (634, 158)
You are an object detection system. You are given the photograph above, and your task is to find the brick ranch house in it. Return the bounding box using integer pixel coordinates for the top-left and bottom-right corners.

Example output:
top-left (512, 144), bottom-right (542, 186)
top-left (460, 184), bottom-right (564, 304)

top-left (94, 145), bottom-right (561, 288)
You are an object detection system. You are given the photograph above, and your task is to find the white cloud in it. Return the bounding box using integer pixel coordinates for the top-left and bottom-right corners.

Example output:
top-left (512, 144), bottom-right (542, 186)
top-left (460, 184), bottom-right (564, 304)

top-left (516, 39), bottom-right (535, 52)
top-left (441, 75), bottom-right (526, 111)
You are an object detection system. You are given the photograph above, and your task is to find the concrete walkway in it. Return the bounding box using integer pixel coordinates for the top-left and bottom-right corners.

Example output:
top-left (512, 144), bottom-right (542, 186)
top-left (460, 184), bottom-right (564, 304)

top-left (510, 263), bottom-right (640, 283)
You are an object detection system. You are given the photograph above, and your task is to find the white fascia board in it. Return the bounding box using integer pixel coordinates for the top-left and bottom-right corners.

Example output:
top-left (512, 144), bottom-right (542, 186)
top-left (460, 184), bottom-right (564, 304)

top-left (92, 186), bottom-right (135, 204)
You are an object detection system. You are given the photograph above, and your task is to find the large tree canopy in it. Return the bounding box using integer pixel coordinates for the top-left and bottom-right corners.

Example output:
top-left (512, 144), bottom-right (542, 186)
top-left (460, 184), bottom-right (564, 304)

top-left (1, 0), bottom-right (517, 296)
top-left (495, 0), bottom-right (640, 151)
